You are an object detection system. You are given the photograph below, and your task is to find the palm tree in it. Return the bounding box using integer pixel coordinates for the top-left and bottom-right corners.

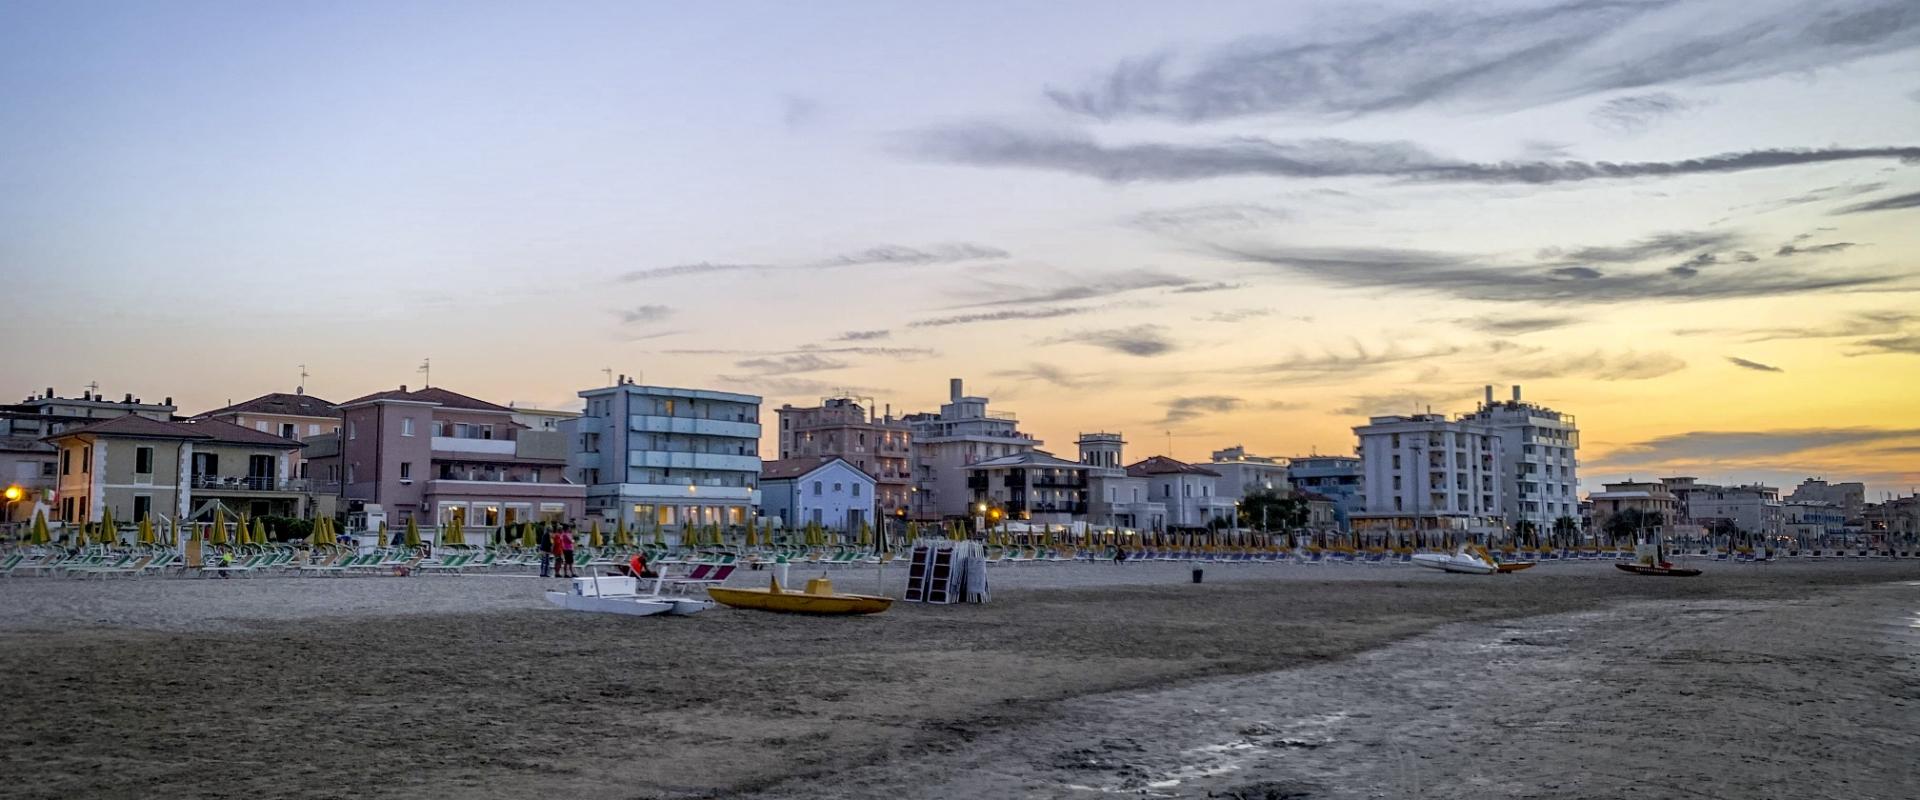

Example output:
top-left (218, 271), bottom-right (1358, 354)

top-left (1602, 508), bottom-right (1641, 548)
top-left (1552, 515), bottom-right (1578, 548)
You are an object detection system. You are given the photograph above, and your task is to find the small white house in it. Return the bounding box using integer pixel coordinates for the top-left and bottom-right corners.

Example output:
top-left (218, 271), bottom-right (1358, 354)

top-left (759, 457), bottom-right (876, 532)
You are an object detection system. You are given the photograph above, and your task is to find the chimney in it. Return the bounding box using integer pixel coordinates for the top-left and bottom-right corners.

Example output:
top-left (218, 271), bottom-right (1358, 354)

top-left (124, 393), bottom-right (133, 403)
top-left (1511, 385), bottom-right (1522, 403)
top-left (44, 387), bottom-right (52, 399)
top-left (950, 378), bottom-right (963, 402)
top-left (1484, 385), bottom-right (1493, 405)
top-left (163, 397), bottom-right (172, 406)
top-left (400, 384), bottom-right (408, 393)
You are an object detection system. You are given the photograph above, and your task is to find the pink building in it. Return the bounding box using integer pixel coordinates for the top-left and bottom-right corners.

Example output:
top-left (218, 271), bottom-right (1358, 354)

top-left (309, 385), bottom-right (583, 530)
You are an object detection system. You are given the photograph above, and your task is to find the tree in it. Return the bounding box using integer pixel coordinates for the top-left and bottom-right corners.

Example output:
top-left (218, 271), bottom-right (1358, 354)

top-left (1552, 515), bottom-right (1579, 547)
top-left (1239, 489), bottom-right (1309, 532)
top-left (1513, 519), bottom-right (1539, 549)
top-left (1602, 508), bottom-right (1642, 547)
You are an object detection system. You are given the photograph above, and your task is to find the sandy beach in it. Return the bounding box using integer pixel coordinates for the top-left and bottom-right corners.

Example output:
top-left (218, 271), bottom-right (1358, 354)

top-left (2, 559), bottom-right (1916, 799)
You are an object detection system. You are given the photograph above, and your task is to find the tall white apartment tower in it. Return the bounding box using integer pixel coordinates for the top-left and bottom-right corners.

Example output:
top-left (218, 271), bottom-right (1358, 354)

top-left (1460, 385), bottom-right (1580, 532)
top-left (1352, 413), bottom-right (1506, 537)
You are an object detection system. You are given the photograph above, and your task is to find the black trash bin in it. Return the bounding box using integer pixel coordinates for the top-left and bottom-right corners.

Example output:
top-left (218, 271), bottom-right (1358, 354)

top-left (1191, 568), bottom-right (1203, 584)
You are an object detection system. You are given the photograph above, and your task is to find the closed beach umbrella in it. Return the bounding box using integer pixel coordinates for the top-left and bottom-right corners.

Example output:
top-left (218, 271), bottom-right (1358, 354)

top-left (98, 506), bottom-right (117, 547)
top-left (252, 517), bottom-right (268, 547)
top-left (210, 506), bottom-right (229, 547)
top-left (445, 514), bottom-right (464, 547)
top-left (591, 519), bottom-right (606, 548)
top-left (31, 510), bottom-right (51, 545)
top-left (521, 522), bottom-right (536, 548)
top-left (138, 515), bottom-right (155, 546)
top-left (859, 522), bottom-right (872, 548)
top-left (405, 516), bottom-right (422, 549)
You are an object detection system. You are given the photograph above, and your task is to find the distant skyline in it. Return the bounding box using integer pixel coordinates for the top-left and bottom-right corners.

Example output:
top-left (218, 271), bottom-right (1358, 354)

top-left (2, 0), bottom-right (1917, 497)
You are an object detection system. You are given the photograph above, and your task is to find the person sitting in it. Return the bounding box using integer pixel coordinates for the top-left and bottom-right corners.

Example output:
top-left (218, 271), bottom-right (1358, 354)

top-left (624, 552), bottom-right (656, 580)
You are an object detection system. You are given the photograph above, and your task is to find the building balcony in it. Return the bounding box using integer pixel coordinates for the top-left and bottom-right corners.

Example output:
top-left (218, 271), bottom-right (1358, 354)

top-left (1031, 476), bottom-right (1088, 489)
top-left (191, 475), bottom-right (302, 493)
top-left (627, 451), bottom-right (760, 472)
top-left (595, 482), bottom-right (761, 504)
top-left (630, 414), bottom-right (760, 440)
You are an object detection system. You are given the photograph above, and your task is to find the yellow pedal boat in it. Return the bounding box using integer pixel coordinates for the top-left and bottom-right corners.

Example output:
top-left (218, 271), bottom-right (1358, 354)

top-left (706, 575), bottom-right (893, 615)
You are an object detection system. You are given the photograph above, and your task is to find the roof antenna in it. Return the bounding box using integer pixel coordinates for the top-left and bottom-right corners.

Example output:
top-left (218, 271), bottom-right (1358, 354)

top-left (418, 358), bottom-right (431, 388)
top-left (298, 364), bottom-right (309, 395)
top-left (601, 367), bottom-right (613, 386)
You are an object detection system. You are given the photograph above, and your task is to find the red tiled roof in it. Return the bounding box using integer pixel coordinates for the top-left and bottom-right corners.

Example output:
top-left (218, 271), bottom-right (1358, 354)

top-left (337, 386), bottom-right (513, 412)
top-left (194, 391), bottom-right (340, 419)
top-left (173, 417), bottom-right (307, 449)
top-left (49, 414), bottom-right (209, 441)
top-left (1125, 455), bottom-right (1221, 478)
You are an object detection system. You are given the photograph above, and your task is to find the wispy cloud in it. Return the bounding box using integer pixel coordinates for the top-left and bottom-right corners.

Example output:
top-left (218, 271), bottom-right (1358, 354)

top-left (1169, 281), bottom-right (1244, 294)
top-left (1161, 395), bottom-right (1243, 424)
top-left (1832, 190), bottom-right (1920, 214)
top-left (1590, 426), bottom-right (1920, 470)
top-left (1211, 242), bottom-right (1898, 304)
top-left (1727, 356), bottom-right (1784, 372)
top-left (616, 304), bottom-right (674, 324)
top-left (1238, 343), bottom-right (1464, 377)
top-left (1129, 203), bottom-right (1289, 233)
top-left (620, 243), bottom-right (1007, 282)
top-left (1454, 315), bottom-right (1578, 335)
top-left (1683, 310), bottom-right (1916, 341)
top-left (619, 262), bottom-right (768, 282)
top-left (907, 125), bottom-right (1920, 186)
top-left (908, 306), bottom-right (1093, 328)
top-left (1590, 92), bottom-right (1701, 132)
top-left (1776, 241), bottom-right (1858, 256)
top-left (811, 243), bottom-right (1010, 268)
top-left (1042, 1), bottom-right (1920, 121)
top-left (1549, 230), bottom-right (1738, 263)
top-left (953, 268), bottom-right (1195, 307)
top-left (1068, 324), bottom-right (1179, 357)
top-left (1332, 388), bottom-right (1482, 417)
top-left (991, 363), bottom-right (1088, 389)
top-left (1504, 351), bottom-right (1688, 381)
top-left (730, 353), bottom-right (848, 376)
top-left (835, 329), bottom-right (891, 341)
top-left (1197, 308), bottom-right (1276, 323)
top-left (1850, 333), bottom-right (1920, 356)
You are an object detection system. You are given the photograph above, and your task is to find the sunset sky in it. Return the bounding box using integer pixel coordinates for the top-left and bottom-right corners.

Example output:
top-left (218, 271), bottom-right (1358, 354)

top-left (3, 0), bottom-right (1917, 497)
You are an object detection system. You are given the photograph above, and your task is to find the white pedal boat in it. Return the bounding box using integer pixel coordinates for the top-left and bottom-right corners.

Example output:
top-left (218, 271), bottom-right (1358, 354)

top-left (1410, 548), bottom-right (1498, 575)
top-left (544, 575), bottom-right (713, 616)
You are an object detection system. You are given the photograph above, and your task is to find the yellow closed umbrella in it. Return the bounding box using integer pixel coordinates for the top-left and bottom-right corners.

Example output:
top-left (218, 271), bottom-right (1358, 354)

top-left (138, 515), bottom-right (155, 545)
top-left (210, 506), bottom-right (229, 547)
top-left (252, 517), bottom-right (268, 547)
top-left (591, 519), bottom-right (606, 548)
top-left (31, 510), bottom-right (51, 545)
top-left (444, 513), bottom-right (464, 547)
top-left (405, 516), bottom-right (422, 549)
top-left (859, 522), bottom-right (873, 548)
top-left (98, 506), bottom-right (117, 547)
top-left (521, 523), bottom-right (536, 548)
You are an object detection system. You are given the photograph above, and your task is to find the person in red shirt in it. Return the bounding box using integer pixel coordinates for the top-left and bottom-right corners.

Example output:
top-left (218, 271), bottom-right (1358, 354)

top-left (554, 527), bottom-right (576, 578)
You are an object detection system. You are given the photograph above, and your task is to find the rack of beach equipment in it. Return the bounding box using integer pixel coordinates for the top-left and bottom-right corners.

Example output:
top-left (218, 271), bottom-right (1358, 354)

top-left (904, 538), bottom-right (988, 604)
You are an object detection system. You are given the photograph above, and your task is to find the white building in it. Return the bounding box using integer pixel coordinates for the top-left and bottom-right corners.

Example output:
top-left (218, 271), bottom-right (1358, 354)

top-left (567, 375), bottom-right (762, 530)
top-left (1459, 385), bottom-right (1579, 532)
top-left (1783, 500), bottom-right (1845, 539)
top-left (1352, 413), bottom-right (1505, 537)
top-left (1689, 483), bottom-right (1784, 537)
top-left (1078, 433), bottom-right (1164, 531)
top-left (905, 378), bottom-right (1039, 521)
top-left (509, 402), bottom-right (582, 433)
top-left (1125, 455), bottom-right (1235, 529)
top-left (1207, 445), bottom-right (1290, 500)
top-left (1785, 478), bottom-right (1866, 522)
top-left (964, 450), bottom-right (1091, 526)
top-left (758, 457), bottom-right (875, 532)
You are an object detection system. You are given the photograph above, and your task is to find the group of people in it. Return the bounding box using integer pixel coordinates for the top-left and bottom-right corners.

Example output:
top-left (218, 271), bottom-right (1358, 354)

top-left (533, 525), bottom-right (580, 578)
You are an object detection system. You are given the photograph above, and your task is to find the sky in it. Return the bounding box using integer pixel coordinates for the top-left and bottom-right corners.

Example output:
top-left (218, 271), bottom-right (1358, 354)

top-left (2, 0), bottom-right (1918, 498)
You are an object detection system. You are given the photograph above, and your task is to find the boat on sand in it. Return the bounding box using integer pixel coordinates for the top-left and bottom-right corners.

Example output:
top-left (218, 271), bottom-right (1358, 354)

top-left (1615, 562), bottom-right (1701, 577)
top-left (707, 575), bottom-right (892, 615)
top-left (1410, 548), bottom-right (1497, 575)
top-left (545, 575), bottom-right (713, 616)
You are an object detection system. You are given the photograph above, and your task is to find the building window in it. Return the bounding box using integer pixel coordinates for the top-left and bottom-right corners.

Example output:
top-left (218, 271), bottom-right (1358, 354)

top-left (135, 446), bottom-right (154, 475)
top-left (41, 461), bottom-right (55, 477)
top-left (349, 421), bottom-right (357, 439)
top-left (308, 423), bottom-right (320, 435)
top-left (400, 462), bottom-right (412, 480)
top-left (81, 447), bottom-right (90, 474)
top-left (280, 423), bottom-right (297, 439)
top-left (255, 421), bottom-right (267, 431)
top-left (813, 481), bottom-right (823, 495)
top-left (60, 449), bottom-right (70, 475)
top-left (133, 494), bottom-right (152, 522)
top-left (346, 464), bottom-right (356, 483)
top-left (851, 483), bottom-right (861, 497)
top-left (402, 418), bottom-right (415, 437)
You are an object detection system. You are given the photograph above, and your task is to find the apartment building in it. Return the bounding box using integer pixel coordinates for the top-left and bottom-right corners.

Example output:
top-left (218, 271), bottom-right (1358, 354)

top-left (568, 376), bottom-right (762, 529)
top-left (1587, 480), bottom-right (1678, 532)
top-left (776, 397), bottom-right (911, 518)
top-left (1285, 454), bottom-right (1363, 531)
top-left (1785, 478), bottom-right (1866, 522)
top-left (904, 379), bottom-right (1039, 521)
top-left (965, 450), bottom-right (1090, 526)
top-left (1125, 455), bottom-right (1235, 530)
top-left (1206, 446), bottom-right (1290, 501)
top-left (190, 389), bottom-right (341, 483)
top-left (47, 414), bottom-right (308, 525)
top-left (1351, 413), bottom-right (1505, 537)
top-left (2, 388), bottom-right (178, 523)
top-left (312, 385), bottom-right (583, 529)
top-left (1459, 385), bottom-right (1580, 531)
top-left (1077, 432), bottom-right (1165, 531)
top-left (1687, 483), bottom-right (1784, 536)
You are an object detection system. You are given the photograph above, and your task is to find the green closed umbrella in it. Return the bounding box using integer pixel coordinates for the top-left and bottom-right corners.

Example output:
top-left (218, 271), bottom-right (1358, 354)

top-left (31, 510), bottom-right (51, 545)
top-left (405, 516), bottom-right (422, 549)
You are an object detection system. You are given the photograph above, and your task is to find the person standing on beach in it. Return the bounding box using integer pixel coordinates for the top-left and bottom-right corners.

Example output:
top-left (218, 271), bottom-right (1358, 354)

top-left (554, 526), bottom-right (576, 578)
top-left (535, 524), bottom-right (553, 578)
